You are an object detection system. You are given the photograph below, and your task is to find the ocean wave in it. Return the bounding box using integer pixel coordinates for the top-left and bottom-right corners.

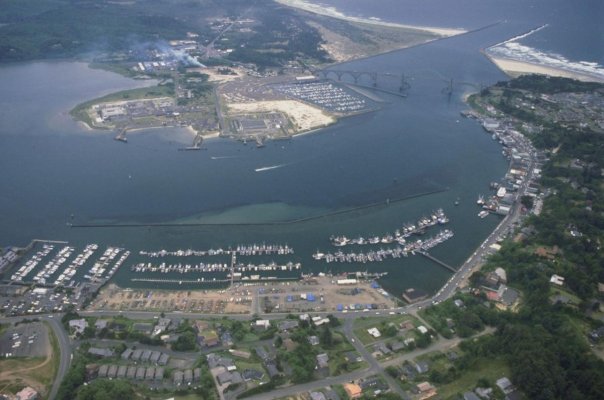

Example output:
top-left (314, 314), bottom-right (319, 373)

top-left (487, 41), bottom-right (604, 80)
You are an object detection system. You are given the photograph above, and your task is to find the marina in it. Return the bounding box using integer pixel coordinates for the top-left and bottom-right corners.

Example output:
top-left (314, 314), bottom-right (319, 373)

top-left (7, 242), bottom-right (126, 289)
top-left (139, 243), bottom-right (293, 257)
top-left (314, 229), bottom-right (454, 263)
top-left (130, 261), bottom-right (301, 274)
top-left (329, 209), bottom-right (449, 247)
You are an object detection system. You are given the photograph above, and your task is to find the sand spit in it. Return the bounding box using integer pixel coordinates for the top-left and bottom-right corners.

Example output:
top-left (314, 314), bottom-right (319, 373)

top-left (275, 0), bottom-right (466, 36)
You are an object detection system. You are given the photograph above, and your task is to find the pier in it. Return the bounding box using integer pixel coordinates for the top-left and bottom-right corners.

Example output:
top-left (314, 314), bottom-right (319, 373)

top-left (418, 251), bottom-right (457, 273)
top-left (131, 276), bottom-right (299, 284)
top-left (114, 127), bottom-right (128, 143)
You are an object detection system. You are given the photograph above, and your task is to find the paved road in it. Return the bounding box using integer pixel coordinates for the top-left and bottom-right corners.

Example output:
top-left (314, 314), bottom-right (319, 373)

top-left (0, 314), bottom-right (72, 400)
top-left (245, 367), bottom-right (374, 400)
top-left (341, 319), bottom-right (409, 399)
top-left (380, 327), bottom-right (495, 368)
top-left (43, 316), bottom-right (71, 400)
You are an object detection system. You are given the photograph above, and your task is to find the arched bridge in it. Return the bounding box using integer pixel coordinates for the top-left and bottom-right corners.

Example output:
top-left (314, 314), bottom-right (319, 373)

top-left (316, 69), bottom-right (411, 93)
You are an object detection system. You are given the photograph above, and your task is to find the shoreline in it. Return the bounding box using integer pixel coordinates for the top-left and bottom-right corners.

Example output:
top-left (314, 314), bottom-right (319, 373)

top-left (485, 53), bottom-right (604, 83)
top-left (275, 0), bottom-right (466, 37)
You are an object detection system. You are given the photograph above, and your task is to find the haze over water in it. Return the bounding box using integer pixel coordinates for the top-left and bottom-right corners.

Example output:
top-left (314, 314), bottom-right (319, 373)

top-left (2, 0), bottom-right (599, 295)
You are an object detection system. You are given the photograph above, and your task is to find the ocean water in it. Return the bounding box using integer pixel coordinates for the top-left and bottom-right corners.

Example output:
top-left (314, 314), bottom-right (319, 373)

top-left (2, 1), bottom-right (578, 295)
top-left (315, 0), bottom-right (604, 64)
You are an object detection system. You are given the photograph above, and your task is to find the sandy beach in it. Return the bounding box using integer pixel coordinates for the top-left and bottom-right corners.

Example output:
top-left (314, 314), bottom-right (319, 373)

top-left (227, 100), bottom-right (336, 132)
top-left (275, 0), bottom-right (466, 36)
top-left (487, 55), bottom-right (604, 83)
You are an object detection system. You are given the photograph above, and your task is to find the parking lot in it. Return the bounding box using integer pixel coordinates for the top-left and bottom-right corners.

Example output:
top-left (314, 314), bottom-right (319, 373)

top-left (0, 321), bottom-right (50, 358)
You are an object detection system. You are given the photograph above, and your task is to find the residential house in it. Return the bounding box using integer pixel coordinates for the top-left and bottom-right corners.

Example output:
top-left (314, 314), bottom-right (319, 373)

top-left (374, 343), bottom-right (391, 356)
top-left (390, 341), bottom-right (406, 352)
top-left (88, 347), bottom-right (114, 358)
top-left (484, 272), bottom-right (501, 288)
top-left (221, 331), bottom-right (234, 347)
top-left (141, 350), bottom-right (152, 362)
top-left (499, 286), bottom-right (520, 308)
top-left (310, 392), bottom-right (326, 400)
top-left (121, 348), bottom-right (132, 360)
top-left (173, 370), bottom-right (184, 385)
top-left (494, 267), bottom-right (507, 283)
top-left (417, 325), bottom-right (429, 334)
top-left (367, 327), bottom-right (381, 338)
top-left (590, 326), bottom-right (604, 340)
top-left (117, 365), bottom-right (127, 379)
top-left (152, 317), bottom-right (171, 336)
top-left (254, 319), bottom-right (271, 330)
top-left (463, 392), bottom-right (481, 400)
top-left (309, 335), bottom-right (320, 346)
top-left (316, 353), bottom-right (329, 369)
top-left (324, 388), bottom-right (341, 400)
top-left (255, 346), bottom-right (272, 362)
top-left (343, 383), bottom-right (362, 399)
top-left (550, 274), bottom-right (565, 286)
top-left (278, 320), bottom-right (299, 331)
top-left (207, 354), bottom-right (236, 371)
top-left (345, 351), bottom-right (362, 363)
top-left (475, 387), bottom-right (493, 398)
top-left (242, 369), bottom-right (264, 381)
top-left (415, 361), bottom-right (429, 374)
top-left (150, 351), bottom-right (161, 364)
top-left (360, 377), bottom-right (388, 392)
top-left (68, 319), bottom-right (87, 335)
top-left (265, 361), bottom-right (280, 378)
top-left (401, 363), bottom-right (416, 380)
top-left (97, 365), bottom-right (109, 378)
top-left (131, 349), bottom-right (143, 361)
top-left (184, 369), bottom-right (193, 384)
top-left (133, 323), bottom-right (153, 335)
top-left (107, 365), bottom-right (118, 378)
top-left (158, 353), bottom-right (170, 365)
top-left (217, 371), bottom-right (243, 386)
top-left (229, 349), bottom-right (251, 359)
top-left (15, 387), bottom-right (38, 400)
top-left (416, 381), bottom-right (437, 400)
top-left (496, 377), bottom-right (514, 394)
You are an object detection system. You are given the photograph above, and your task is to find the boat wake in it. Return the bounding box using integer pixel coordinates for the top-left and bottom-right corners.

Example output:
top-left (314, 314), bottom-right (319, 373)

top-left (255, 164), bottom-right (287, 172)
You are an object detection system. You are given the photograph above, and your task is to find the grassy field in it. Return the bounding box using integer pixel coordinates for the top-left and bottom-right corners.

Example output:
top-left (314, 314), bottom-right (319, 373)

top-left (327, 331), bottom-right (367, 375)
top-left (353, 314), bottom-right (422, 345)
top-left (0, 323), bottom-right (58, 397)
top-left (436, 357), bottom-right (510, 399)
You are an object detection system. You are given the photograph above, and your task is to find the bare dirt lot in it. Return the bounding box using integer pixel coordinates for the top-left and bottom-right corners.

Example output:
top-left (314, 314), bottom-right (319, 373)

top-left (89, 276), bottom-right (398, 314)
top-left (89, 284), bottom-right (251, 314)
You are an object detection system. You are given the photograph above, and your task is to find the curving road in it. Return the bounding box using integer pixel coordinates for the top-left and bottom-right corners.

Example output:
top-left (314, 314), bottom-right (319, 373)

top-left (44, 315), bottom-right (72, 400)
